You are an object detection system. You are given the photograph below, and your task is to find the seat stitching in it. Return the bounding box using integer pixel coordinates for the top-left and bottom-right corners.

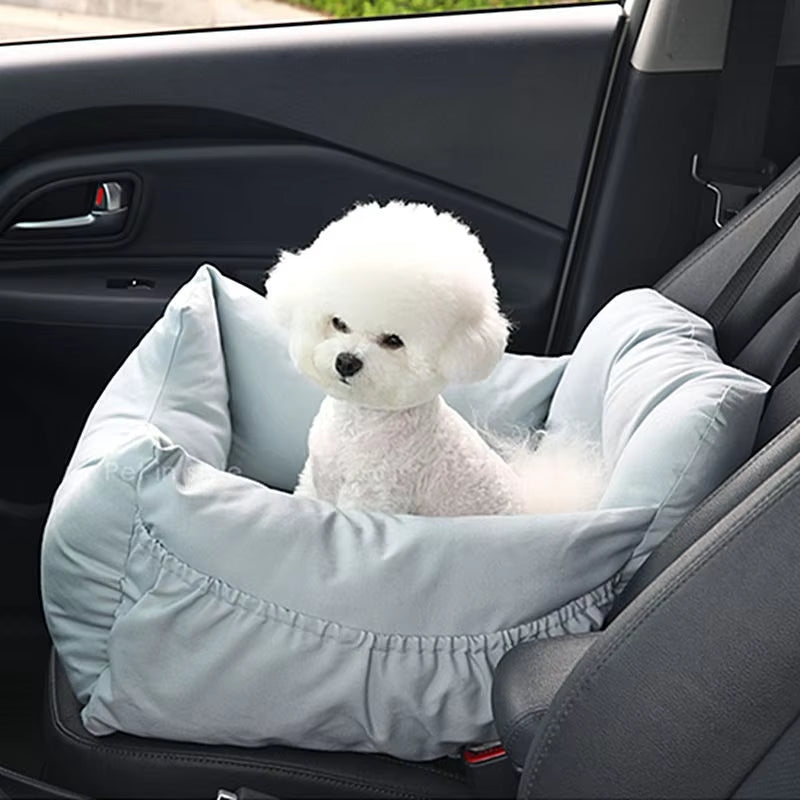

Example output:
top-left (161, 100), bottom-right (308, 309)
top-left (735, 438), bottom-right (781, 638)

top-left (505, 709), bottom-right (548, 753)
top-left (522, 465), bottom-right (800, 795)
top-left (369, 756), bottom-right (469, 785)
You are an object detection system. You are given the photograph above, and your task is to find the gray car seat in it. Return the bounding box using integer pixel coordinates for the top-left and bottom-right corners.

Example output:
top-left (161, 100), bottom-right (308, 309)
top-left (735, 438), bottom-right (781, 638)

top-left (41, 157), bottom-right (800, 799)
top-left (493, 152), bottom-right (800, 798)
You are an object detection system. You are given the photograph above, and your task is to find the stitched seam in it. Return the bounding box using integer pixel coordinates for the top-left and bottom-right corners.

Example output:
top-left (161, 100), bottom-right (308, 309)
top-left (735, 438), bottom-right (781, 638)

top-left (104, 505), bottom-right (141, 674)
top-left (730, 707), bottom-right (800, 795)
top-left (93, 443), bottom-right (164, 689)
top-left (660, 167), bottom-right (800, 292)
top-left (107, 287), bottom-right (191, 654)
top-left (370, 755), bottom-right (469, 785)
top-left (522, 466), bottom-right (800, 794)
top-left (131, 520), bottom-right (616, 649)
top-left (505, 710), bottom-right (547, 753)
top-left (675, 296), bottom-right (709, 355)
top-left (636, 384), bottom-right (732, 551)
top-left (145, 309), bottom-right (186, 426)
top-left (0, 763), bottom-right (84, 800)
top-left (669, 414), bottom-right (800, 533)
top-left (109, 445), bottom-right (164, 623)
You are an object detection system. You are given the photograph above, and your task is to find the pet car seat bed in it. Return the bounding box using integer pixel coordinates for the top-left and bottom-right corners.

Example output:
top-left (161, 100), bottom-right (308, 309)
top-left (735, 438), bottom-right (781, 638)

top-left (41, 265), bottom-right (768, 760)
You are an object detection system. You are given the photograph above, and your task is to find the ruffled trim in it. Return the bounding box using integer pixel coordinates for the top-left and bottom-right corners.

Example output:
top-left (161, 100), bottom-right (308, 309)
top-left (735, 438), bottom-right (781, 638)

top-left (126, 517), bottom-right (615, 655)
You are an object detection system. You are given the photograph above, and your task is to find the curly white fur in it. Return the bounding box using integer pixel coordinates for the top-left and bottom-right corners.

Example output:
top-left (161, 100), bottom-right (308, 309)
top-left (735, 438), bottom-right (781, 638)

top-left (266, 201), bottom-right (605, 516)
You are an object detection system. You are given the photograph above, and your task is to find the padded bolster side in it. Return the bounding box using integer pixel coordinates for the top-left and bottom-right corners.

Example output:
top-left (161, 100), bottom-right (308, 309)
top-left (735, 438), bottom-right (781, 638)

top-left (608, 415), bottom-right (800, 622)
top-left (491, 633), bottom-right (601, 770)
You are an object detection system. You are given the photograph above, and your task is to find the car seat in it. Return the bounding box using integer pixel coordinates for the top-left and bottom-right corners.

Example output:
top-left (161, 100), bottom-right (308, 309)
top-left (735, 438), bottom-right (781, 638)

top-left (41, 156), bottom-right (800, 800)
top-left (493, 153), bottom-right (800, 798)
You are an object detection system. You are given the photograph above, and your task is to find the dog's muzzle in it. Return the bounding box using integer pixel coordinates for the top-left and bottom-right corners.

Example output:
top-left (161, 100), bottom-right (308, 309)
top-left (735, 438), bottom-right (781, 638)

top-left (335, 352), bottom-right (363, 378)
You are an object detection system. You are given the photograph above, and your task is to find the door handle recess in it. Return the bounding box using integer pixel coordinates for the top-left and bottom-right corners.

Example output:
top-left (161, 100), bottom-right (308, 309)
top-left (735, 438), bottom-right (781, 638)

top-left (5, 181), bottom-right (129, 239)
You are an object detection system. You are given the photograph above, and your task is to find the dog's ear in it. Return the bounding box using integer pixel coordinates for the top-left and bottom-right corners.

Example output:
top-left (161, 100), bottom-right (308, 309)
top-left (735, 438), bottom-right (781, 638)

top-left (264, 250), bottom-right (305, 329)
top-left (438, 308), bottom-right (509, 384)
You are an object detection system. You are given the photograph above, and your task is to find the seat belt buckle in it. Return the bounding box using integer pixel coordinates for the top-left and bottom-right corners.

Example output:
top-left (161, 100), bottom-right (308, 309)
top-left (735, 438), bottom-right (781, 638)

top-left (461, 742), bottom-right (519, 797)
top-left (691, 154), bottom-right (777, 229)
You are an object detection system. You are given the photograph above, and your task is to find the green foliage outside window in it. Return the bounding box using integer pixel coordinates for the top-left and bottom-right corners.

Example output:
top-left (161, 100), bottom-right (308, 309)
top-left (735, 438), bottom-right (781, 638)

top-left (286, 0), bottom-right (610, 20)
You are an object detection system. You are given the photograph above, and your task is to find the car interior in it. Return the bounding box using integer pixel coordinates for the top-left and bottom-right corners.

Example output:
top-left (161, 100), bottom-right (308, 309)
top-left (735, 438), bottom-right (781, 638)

top-left (3, 0), bottom-right (800, 796)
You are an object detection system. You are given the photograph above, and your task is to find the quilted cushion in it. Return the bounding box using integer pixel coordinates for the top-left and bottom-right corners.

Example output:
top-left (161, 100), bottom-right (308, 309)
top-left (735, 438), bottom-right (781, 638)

top-left (41, 265), bottom-right (768, 759)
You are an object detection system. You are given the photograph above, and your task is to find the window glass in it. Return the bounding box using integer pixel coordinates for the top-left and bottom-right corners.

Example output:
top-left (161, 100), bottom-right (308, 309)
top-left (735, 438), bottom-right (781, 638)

top-left (0, 0), bottom-right (614, 44)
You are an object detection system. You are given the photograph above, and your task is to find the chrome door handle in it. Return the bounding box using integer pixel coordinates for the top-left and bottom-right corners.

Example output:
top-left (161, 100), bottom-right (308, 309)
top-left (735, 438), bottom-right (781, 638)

top-left (5, 181), bottom-right (128, 238)
top-left (10, 212), bottom-right (110, 231)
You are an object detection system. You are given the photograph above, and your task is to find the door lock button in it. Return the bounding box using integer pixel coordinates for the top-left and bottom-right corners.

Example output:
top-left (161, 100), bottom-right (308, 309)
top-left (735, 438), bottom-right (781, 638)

top-left (93, 182), bottom-right (125, 213)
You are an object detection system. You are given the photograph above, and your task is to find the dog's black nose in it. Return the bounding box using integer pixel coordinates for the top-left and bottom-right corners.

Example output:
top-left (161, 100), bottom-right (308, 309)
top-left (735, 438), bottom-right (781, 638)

top-left (335, 352), bottom-right (363, 378)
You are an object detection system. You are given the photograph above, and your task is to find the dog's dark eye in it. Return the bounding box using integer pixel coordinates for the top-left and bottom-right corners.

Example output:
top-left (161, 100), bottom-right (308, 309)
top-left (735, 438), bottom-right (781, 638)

top-left (380, 333), bottom-right (404, 350)
top-left (331, 316), bottom-right (350, 333)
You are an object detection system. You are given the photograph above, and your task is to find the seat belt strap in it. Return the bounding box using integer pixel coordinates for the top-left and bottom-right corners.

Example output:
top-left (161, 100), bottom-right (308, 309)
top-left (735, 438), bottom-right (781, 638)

top-left (692, 0), bottom-right (787, 228)
top-left (705, 188), bottom-right (800, 352)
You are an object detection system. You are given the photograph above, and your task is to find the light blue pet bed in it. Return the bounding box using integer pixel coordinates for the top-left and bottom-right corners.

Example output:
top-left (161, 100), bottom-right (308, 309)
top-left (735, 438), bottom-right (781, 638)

top-left (41, 265), bottom-right (768, 760)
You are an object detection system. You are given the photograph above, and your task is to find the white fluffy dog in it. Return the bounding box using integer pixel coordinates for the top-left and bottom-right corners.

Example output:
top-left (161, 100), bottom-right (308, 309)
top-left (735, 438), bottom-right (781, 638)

top-left (265, 201), bottom-right (604, 516)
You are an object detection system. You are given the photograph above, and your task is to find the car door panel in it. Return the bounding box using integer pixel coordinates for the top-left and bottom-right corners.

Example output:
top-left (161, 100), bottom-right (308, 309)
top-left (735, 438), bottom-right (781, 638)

top-left (0, 5), bottom-right (623, 534)
top-left (0, 5), bottom-right (621, 225)
top-left (0, 24), bottom-right (628, 773)
top-left (0, 4), bottom-right (623, 774)
top-left (0, 143), bottom-right (563, 335)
